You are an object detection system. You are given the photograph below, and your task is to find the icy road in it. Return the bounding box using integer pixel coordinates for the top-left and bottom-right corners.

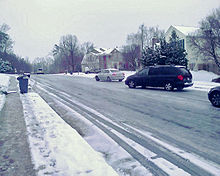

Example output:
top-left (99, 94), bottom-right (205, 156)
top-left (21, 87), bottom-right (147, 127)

top-left (31, 74), bottom-right (220, 176)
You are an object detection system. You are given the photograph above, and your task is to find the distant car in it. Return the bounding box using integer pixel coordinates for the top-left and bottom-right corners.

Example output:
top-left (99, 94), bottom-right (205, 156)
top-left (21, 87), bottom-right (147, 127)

top-left (125, 65), bottom-right (193, 91)
top-left (95, 69), bottom-right (125, 82)
top-left (85, 68), bottom-right (101, 74)
top-left (36, 68), bottom-right (44, 74)
top-left (208, 86), bottom-right (220, 107)
top-left (212, 77), bottom-right (220, 83)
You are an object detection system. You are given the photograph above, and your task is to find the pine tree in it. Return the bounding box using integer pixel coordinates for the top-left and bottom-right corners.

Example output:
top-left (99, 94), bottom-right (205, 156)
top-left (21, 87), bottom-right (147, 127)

top-left (165, 31), bottom-right (188, 67)
top-left (140, 31), bottom-right (188, 68)
top-left (0, 58), bottom-right (13, 73)
top-left (141, 47), bottom-right (158, 67)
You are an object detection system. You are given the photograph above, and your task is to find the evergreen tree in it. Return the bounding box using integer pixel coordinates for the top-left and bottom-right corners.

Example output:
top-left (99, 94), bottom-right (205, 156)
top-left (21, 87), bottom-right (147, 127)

top-left (141, 47), bottom-right (158, 66)
top-left (165, 31), bottom-right (188, 67)
top-left (141, 31), bottom-right (188, 68)
top-left (0, 58), bottom-right (13, 73)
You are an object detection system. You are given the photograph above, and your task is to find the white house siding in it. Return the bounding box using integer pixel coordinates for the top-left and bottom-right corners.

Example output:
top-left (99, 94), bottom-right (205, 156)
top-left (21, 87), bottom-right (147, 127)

top-left (81, 53), bottom-right (99, 72)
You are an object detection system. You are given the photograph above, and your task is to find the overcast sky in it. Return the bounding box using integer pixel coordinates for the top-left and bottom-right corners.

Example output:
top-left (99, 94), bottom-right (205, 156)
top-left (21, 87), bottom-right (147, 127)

top-left (0, 0), bottom-right (220, 61)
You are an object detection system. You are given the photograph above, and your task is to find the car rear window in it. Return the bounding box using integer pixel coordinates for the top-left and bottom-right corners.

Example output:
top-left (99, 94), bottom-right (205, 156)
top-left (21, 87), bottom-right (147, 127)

top-left (178, 68), bottom-right (191, 75)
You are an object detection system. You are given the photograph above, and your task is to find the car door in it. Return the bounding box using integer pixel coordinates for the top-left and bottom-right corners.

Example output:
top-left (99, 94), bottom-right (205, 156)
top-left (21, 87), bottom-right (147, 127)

top-left (148, 67), bottom-right (161, 87)
top-left (104, 70), bottom-right (110, 80)
top-left (135, 68), bottom-right (149, 86)
top-left (98, 70), bottom-right (105, 80)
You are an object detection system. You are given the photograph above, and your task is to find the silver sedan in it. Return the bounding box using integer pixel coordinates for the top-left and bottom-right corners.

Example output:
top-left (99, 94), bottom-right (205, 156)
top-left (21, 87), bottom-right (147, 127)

top-left (95, 69), bottom-right (125, 82)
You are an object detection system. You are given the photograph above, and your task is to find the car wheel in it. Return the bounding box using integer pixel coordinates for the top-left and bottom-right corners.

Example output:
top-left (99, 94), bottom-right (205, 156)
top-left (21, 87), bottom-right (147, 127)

top-left (119, 79), bottom-right (123, 82)
top-left (177, 86), bottom-right (183, 91)
top-left (95, 76), bottom-right (100, 81)
top-left (164, 82), bottom-right (174, 91)
top-left (210, 92), bottom-right (220, 107)
top-left (128, 80), bottom-right (136, 88)
top-left (107, 77), bottom-right (111, 82)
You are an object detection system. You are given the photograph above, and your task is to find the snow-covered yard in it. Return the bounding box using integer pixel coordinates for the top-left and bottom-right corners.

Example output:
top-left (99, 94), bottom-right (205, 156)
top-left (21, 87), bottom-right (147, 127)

top-left (0, 74), bottom-right (10, 111)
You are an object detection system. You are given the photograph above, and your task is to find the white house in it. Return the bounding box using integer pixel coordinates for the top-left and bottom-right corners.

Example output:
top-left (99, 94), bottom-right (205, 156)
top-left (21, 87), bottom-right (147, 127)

top-left (165, 25), bottom-right (200, 70)
top-left (81, 47), bottom-right (125, 72)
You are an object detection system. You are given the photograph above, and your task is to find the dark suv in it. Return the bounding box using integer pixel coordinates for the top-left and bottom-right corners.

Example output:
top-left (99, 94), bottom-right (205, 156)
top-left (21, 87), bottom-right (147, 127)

top-left (125, 65), bottom-right (193, 91)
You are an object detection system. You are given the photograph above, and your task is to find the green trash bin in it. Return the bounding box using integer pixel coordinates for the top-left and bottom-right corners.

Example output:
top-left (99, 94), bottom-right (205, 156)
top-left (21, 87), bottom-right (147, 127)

top-left (17, 76), bottom-right (28, 93)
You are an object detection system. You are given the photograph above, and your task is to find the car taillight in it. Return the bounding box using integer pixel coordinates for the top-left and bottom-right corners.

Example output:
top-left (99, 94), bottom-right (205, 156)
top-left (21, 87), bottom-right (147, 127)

top-left (112, 73), bottom-right (116, 76)
top-left (177, 75), bottom-right (183, 81)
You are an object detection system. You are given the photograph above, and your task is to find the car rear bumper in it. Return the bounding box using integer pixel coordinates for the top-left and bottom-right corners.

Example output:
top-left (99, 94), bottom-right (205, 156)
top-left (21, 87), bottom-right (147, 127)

top-left (111, 76), bottom-right (125, 80)
top-left (176, 82), bottom-right (193, 88)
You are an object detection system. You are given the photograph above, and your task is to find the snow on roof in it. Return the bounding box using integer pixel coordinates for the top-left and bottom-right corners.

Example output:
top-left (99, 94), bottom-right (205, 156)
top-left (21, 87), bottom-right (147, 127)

top-left (102, 48), bottom-right (114, 55)
top-left (92, 48), bottom-right (107, 53)
top-left (172, 25), bottom-right (199, 35)
top-left (88, 47), bottom-right (120, 56)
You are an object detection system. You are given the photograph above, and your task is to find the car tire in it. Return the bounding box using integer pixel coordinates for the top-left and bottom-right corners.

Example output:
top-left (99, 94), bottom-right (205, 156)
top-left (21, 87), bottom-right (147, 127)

top-left (107, 77), bottom-right (111, 82)
top-left (95, 76), bottom-right (100, 81)
top-left (164, 82), bottom-right (174, 91)
top-left (119, 79), bottom-right (123, 82)
top-left (128, 80), bottom-right (136, 88)
top-left (210, 92), bottom-right (220, 107)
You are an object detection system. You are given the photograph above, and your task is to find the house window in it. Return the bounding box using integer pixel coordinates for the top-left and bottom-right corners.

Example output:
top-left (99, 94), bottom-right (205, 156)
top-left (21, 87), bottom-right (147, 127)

top-left (179, 39), bottom-right (185, 49)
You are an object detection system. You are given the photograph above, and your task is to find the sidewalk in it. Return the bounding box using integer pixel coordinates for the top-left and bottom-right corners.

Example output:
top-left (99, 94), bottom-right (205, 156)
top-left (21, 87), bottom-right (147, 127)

top-left (0, 76), bottom-right (118, 176)
top-left (0, 76), bottom-right (35, 176)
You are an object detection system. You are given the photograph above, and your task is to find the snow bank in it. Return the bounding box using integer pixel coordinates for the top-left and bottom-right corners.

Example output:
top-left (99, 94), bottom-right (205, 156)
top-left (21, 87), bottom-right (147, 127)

top-left (0, 74), bottom-right (10, 111)
top-left (20, 92), bottom-right (118, 176)
top-left (189, 71), bottom-right (220, 92)
top-left (191, 70), bottom-right (219, 82)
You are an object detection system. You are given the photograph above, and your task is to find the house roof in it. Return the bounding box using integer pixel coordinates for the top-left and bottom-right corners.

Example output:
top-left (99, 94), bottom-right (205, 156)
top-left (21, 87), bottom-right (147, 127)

top-left (92, 48), bottom-right (106, 53)
top-left (171, 25), bottom-right (199, 35)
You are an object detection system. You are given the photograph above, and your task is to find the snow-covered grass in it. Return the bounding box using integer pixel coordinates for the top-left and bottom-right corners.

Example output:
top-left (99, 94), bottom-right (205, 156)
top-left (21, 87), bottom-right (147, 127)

top-left (191, 70), bottom-right (218, 82)
top-left (20, 92), bottom-right (118, 176)
top-left (0, 73), bottom-right (10, 111)
top-left (189, 71), bottom-right (219, 92)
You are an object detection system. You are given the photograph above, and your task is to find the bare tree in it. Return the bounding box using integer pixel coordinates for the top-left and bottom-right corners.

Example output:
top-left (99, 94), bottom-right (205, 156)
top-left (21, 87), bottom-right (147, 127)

top-left (125, 24), bottom-right (164, 69)
top-left (53, 34), bottom-right (81, 72)
top-left (81, 42), bottom-right (94, 54)
top-left (189, 7), bottom-right (220, 69)
top-left (126, 24), bottom-right (164, 49)
top-left (122, 44), bottom-right (141, 70)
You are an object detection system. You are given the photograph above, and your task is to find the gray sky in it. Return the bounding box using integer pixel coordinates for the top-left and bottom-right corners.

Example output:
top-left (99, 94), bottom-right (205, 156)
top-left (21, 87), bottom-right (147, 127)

top-left (0, 0), bottom-right (220, 61)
